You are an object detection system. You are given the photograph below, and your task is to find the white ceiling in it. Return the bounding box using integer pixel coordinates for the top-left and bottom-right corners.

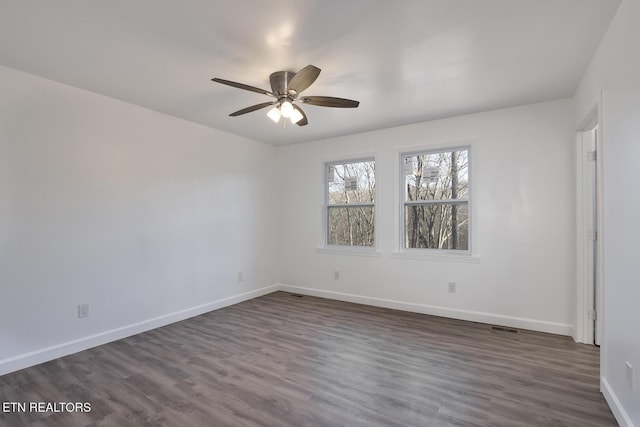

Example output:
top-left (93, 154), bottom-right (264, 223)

top-left (0, 0), bottom-right (620, 146)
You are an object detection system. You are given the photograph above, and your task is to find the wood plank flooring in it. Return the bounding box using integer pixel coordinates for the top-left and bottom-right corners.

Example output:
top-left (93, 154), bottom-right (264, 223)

top-left (0, 292), bottom-right (617, 426)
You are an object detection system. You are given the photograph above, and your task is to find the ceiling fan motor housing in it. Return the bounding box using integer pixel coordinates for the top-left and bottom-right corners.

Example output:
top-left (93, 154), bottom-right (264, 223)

top-left (269, 71), bottom-right (296, 98)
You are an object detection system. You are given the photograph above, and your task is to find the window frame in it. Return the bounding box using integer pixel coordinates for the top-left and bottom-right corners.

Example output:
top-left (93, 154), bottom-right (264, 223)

top-left (323, 156), bottom-right (377, 251)
top-left (399, 145), bottom-right (472, 256)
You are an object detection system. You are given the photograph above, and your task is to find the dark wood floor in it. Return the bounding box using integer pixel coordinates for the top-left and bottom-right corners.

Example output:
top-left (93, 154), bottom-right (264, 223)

top-left (1, 292), bottom-right (617, 426)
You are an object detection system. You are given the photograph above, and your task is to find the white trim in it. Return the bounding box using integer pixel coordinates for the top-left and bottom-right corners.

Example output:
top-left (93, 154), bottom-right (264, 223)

top-left (594, 91), bottom-right (605, 350)
top-left (0, 284), bottom-right (280, 376)
top-left (601, 377), bottom-right (635, 427)
top-left (391, 251), bottom-right (480, 263)
top-left (574, 93), bottom-right (605, 349)
top-left (316, 247), bottom-right (383, 257)
top-left (279, 284), bottom-right (572, 336)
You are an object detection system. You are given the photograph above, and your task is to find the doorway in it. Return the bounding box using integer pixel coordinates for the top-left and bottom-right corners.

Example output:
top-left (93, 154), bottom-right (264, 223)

top-left (576, 114), bottom-right (602, 345)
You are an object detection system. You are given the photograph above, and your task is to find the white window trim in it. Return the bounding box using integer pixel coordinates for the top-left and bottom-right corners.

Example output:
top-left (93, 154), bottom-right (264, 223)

top-left (316, 247), bottom-right (383, 257)
top-left (397, 142), bottom-right (476, 258)
top-left (321, 155), bottom-right (378, 252)
top-left (391, 251), bottom-right (480, 263)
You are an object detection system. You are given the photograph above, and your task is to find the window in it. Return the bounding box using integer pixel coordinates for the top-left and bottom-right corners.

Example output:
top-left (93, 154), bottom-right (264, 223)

top-left (325, 158), bottom-right (375, 247)
top-left (402, 147), bottom-right (470, 251)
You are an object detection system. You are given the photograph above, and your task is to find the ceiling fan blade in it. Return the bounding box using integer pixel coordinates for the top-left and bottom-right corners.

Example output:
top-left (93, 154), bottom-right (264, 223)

top-left (300, 96), bottom-right (359, 108)
top-left (293, 104), bottom-right (308, 126)
top-left (229, 102), bottom-right (277, 116)
top-left (287, 65), bottom-right (321, 94)
top-left (212, 78), bottom-right (274, 97)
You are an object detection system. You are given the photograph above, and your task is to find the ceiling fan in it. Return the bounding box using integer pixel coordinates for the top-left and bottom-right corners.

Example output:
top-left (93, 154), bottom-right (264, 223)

top-left (211, 65), bottom-right (359, 127)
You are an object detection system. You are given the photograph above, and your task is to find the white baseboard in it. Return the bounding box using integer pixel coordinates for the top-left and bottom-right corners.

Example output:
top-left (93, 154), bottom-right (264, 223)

top-left (0, 283), bottom-right (576, 377)
top-left (279, 284), bottom-right (573, 336)
top-left (602, 376), bottom-right (635, 427)
top-left (0, 284), bottom-right (280, 376)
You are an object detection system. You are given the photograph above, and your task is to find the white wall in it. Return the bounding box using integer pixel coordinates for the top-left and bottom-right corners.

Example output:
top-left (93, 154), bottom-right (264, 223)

top-left (574, 0), bottom-right (640, 425)
top-left (278, 99), bottom-right (575, 335)
top-left (0, 65), bottom-right (280, 375)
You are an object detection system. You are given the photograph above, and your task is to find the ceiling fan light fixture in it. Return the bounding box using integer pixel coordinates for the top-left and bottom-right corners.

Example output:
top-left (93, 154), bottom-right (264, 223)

top-left (280, 100), bottom-right (294, 118)
top-left (212, 64), bottom-right (359, 128)
top-left (290, 108), bottom-right (304, 124)
top-left (267, 106), bottom-right (281, 123)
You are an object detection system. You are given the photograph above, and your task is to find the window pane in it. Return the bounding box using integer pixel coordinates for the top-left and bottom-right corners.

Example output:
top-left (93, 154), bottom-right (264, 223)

top-left (404, 150), bottom-right (468, 202)
top-left (328, 160), bottom-right (375, 204)
top-left (405, 203), bottom-right (468, 250)
top-left (328, 206), bottom-right (374, 246)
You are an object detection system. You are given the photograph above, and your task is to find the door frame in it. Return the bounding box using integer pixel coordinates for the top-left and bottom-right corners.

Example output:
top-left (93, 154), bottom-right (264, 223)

top-left (575, 96), bottom-right (605, 347)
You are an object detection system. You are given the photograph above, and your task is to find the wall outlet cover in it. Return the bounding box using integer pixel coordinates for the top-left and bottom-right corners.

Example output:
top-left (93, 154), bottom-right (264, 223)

top-left (78, 304), bottom-right (89, 318)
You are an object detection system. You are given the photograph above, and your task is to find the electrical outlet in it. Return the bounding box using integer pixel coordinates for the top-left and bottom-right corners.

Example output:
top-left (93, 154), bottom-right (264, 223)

top-left (334, 271), bottom-right (340, 280)
top-left (78, 304), bottom-right (89, 318)
top-left (626, 361), bottom-right (633, 390)
top-left (237, 272), bottom-right (244, 282)
top-left (448, 282), bottom-right (457, 293)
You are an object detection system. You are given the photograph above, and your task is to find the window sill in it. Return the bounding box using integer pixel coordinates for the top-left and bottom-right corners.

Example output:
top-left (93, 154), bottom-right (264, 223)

top-left (391, 251), bottom-right (481, 263)
top-left (316, 247), bottom-right (383, 257)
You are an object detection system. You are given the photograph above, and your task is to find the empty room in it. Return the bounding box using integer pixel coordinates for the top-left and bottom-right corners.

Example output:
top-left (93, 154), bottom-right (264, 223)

top-left (1, 0), bottom-right (638, 426)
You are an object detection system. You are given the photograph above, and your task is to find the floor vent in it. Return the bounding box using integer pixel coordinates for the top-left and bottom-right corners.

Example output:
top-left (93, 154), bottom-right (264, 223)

top-left (490, 325), bottom-right (519, 334)
top-left (289, 293), bottom-right (305, 298)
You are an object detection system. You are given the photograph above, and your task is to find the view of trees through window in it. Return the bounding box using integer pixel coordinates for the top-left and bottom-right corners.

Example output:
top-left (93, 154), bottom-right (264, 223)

top-left (326, 159), bottom-right (375, 246)
top-left (403, 148), bottom-right (469, 250)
